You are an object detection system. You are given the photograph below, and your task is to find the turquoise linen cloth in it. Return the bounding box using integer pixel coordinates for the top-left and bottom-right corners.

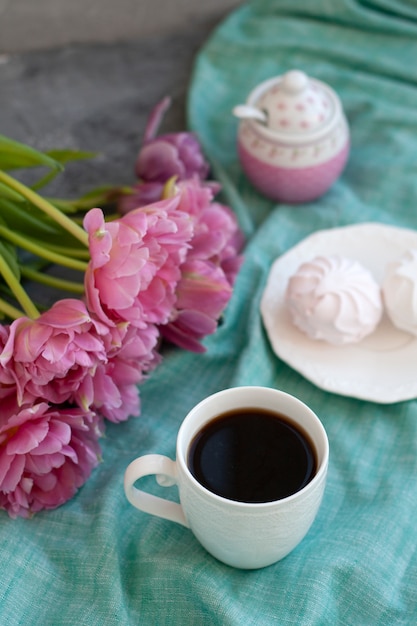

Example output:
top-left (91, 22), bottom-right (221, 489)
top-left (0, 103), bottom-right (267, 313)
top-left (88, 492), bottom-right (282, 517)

top-left (2, 1), bottom-right (417, 624)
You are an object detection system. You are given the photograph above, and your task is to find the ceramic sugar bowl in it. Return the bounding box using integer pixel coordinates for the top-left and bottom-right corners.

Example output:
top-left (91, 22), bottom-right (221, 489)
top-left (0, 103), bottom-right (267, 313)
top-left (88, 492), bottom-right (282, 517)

top-left (233, 69), bottom-right (350, 203)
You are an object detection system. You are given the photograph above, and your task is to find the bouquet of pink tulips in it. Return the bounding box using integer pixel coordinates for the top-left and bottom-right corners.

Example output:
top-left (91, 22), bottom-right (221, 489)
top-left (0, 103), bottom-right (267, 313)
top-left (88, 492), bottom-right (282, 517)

top-left (0, 98), bottom-right (244, 518)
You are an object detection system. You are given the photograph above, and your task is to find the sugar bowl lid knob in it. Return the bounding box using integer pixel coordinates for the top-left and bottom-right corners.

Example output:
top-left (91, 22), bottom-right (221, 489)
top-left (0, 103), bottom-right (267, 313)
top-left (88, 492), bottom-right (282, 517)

top-left (280, 69), bottom-right (309, 94)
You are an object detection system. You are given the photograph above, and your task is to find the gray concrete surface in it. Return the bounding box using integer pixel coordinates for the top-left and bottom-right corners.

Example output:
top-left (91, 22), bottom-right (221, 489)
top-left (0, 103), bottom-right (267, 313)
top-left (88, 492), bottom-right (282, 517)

top-left (0, 18), bottom-right (224, 306)
top-left (0, 26), bottom-right (212, 190)
top-left (0, 0), bottom-right (243, 52)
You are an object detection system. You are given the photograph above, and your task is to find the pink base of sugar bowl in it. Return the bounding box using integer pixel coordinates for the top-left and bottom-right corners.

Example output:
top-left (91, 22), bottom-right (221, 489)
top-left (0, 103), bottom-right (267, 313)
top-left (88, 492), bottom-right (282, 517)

top-left (238, 139), bottom-right (349, 204)
top-left (234, 70), bottom-right (350, 204)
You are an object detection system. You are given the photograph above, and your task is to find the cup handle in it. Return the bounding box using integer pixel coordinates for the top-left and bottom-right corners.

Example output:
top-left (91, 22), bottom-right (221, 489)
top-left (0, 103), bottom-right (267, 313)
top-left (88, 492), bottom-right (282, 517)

top-left (124, 454), bottom-right (189, 528)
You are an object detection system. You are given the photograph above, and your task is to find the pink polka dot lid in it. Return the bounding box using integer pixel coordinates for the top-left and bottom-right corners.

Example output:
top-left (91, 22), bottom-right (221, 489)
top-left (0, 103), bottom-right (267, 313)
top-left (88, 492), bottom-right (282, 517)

top-left (257, 70), bottom-right (334, 134)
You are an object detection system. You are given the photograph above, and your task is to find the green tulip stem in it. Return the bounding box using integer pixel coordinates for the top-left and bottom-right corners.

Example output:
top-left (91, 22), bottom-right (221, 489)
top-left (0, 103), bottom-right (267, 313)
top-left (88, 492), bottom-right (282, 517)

top-left (42, 243), bottom-right (91, 260)
top-left (0, 254), bottom-right (40, 318)
top-left (0, 170), bottom-right (89, 247)
top-left (0, 225), bottom-right (88, 272)
top-left (20, 266), bottom-right (85, 294)
top-left (0, 297), bottom-right (26, 321)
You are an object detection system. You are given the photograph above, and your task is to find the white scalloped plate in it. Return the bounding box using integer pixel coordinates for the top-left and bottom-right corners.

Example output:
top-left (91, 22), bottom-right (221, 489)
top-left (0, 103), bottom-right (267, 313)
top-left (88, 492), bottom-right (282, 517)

top-left (260, 222), bottom-right (417, 403)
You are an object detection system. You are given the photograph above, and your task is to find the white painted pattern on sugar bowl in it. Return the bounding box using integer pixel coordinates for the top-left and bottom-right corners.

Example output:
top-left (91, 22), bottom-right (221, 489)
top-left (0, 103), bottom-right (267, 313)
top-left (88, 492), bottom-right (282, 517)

top-left (238, 116), bottom-right (349, 168)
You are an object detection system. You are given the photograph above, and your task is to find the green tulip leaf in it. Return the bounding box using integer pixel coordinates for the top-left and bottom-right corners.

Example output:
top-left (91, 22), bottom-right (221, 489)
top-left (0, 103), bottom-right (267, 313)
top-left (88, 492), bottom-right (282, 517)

top-left (0, 198), bottom-right (62, 237)
top-left (0, 134), bottom-right (63, 172)
top-left (45, 149), bottom-right (97, 164)
top-left (30, 150), bottom-right (98, 191)
top-left (50, 184), bottom-right (117, 214)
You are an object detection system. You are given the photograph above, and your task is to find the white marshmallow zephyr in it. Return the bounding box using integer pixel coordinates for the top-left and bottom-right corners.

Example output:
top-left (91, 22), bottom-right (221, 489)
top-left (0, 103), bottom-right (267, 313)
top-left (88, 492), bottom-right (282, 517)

top-left (285, 255), bottom-right (383, 345)
top-left (382, 248), bottom-right (417, 336)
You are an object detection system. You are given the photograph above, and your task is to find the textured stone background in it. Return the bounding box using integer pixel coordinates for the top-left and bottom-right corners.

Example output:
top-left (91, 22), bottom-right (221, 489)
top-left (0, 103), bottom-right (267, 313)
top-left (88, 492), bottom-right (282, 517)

top-left (0, 4), bottom-right (240, 305)
top-left (0, 2), bottom-right (244, 191)
top-left (0, 0), bottom-right (241, 52)
top-left (1, 29), bottom-right (212, 196)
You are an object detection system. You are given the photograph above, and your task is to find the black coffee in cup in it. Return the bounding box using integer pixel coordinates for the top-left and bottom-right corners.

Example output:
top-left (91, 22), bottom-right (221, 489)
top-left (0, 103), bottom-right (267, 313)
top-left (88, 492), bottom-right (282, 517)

top-left (188, 408), bottom-right (317, 503)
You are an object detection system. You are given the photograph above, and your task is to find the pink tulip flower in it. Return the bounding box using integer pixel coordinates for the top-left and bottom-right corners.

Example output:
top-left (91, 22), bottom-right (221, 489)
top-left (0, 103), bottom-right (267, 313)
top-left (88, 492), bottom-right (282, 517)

top-left (90, 323), bottom-right (161, 423)
top-left (118, 97), bottom-right (212, 214)
top-left (83, 198), bottom-right (193, 330)
top-left (118, 181), bottom-right (165, 214)
top-left (0, 99), bottom-right (245, 518)
top-left (0, 299), bottom-right (109, 408)
top-left (160, 258), bottom-right (233, 352)
top-left (0, 397), bottom-right (102, 518)
top-left (159, 179), bottom-right (244, 352)
top-left (136, 96), bottom-right (209, 183)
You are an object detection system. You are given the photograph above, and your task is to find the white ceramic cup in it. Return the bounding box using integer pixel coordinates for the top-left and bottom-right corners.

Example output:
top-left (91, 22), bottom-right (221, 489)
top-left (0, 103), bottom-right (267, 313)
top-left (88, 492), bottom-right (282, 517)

top-left (124, 386), bottom-right (329, 569)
